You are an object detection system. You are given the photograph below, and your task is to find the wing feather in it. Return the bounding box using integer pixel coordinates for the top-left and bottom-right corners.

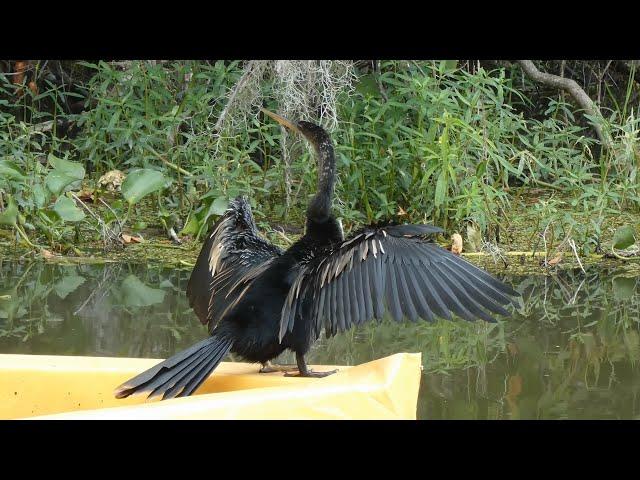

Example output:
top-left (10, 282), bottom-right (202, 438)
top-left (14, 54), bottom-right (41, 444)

top-left (186, 197), bottom-right (283, 332)
top-left (280, 223), bottom-right (518, 340)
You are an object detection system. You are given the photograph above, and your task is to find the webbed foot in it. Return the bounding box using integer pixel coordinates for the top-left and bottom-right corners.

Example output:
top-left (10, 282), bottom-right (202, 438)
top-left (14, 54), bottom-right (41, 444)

top-left (259, 361), bottom-right (299, 374)
top-left (284, 368), bottom-right (338, 378)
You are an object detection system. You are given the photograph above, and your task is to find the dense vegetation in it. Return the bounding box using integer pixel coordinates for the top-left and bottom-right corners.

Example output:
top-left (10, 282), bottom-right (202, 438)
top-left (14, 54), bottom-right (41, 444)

top-left (1, 60), bottom-right (639, 260)
top-left (2, 60), bottom-right (639, 417)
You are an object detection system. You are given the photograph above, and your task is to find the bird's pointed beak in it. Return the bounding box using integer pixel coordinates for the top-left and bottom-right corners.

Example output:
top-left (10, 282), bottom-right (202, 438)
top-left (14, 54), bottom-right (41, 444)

top-left (260, 108), bottom-right (300, 134)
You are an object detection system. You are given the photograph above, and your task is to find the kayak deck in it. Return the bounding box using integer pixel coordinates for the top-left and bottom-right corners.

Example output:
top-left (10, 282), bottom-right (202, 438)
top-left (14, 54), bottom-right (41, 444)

top-left (0, 352), bottom-right (421, 419)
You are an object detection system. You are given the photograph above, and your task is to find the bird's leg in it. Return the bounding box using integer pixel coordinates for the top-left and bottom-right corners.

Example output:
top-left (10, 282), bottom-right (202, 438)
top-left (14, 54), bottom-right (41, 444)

top-left (259, 360), bottom-right (299, 374)
top-left (284, 352), bottom-right (337, 378)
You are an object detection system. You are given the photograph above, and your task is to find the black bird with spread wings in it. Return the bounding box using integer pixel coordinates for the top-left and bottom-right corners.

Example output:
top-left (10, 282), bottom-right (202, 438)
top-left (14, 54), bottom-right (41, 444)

top-left (114, 109), bottom-right (518, 400)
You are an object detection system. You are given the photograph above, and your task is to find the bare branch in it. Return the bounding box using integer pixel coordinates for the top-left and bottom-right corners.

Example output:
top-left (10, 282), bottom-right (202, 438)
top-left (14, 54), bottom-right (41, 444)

top-left (517, 60), bottom-right (611, 150)
top-left (214, 60), bottom-right (264, 133)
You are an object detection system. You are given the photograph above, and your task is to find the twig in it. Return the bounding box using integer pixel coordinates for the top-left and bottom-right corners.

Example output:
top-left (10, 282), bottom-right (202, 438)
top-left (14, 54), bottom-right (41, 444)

top-left (144, 145), bottom-right (193, 177)
top-left (375, 60), bottom-right (389, 102)
top-left (146, 243), bottom-right (190, 250)
top-left (610, 244), bottom-right (640, 260)
top-left (214, 60), bottom-right (258, 133)
top-left (73, 265), bottom-right (116, 316)
top-left (99, 198), bottom-right (125, 234)
top-left (569, 277), bottom-right (586, 305)
top-left (71, 193), bottom-right (123, 250)
top-left (542, 224), bottom-right (549, 266)
top-left (568, 238), bottom-right (586, 274)
top-left (273, 227), bottom-right (294, 245)
top-left (71, 193), bottom-right (101, 222)
top-left (14, 224), bottom-right (36, 248)
top-left (531, 178), bottom-right (565, 192)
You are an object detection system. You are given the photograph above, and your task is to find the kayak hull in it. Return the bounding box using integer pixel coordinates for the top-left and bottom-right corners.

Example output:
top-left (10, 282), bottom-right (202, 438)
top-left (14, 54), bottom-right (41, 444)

top-left (0, 352), bottom-right (422, 420)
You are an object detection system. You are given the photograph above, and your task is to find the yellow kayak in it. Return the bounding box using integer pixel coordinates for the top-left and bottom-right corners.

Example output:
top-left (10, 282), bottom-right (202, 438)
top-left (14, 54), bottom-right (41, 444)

top-left (0, 352), bottom-right (421, 419)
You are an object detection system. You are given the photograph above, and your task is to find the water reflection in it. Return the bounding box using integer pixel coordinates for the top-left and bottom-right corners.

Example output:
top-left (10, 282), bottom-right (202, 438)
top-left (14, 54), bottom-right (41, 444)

top-left (0, 261), bottom-right (202, 358)
top-left (1, 259), bottom-right (639, 419)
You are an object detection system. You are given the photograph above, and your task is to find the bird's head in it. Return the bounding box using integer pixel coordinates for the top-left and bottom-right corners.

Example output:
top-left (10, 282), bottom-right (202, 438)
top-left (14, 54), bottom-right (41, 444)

top-left (261, 107), bottom-right (336, 222)
top-left (260, 108), bottom-right (331, 147)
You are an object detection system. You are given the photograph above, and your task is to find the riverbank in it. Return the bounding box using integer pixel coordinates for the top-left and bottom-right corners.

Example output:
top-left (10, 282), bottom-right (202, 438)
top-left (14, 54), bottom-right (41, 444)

top-left (1, 190), bottom-right (638, 276)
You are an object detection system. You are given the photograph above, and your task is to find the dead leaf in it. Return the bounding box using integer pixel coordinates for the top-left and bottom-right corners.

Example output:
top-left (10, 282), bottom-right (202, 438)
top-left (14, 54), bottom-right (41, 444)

top-left (121, 233), bottom-right (143, 245)
top-left (12, 61), bottom-right (27, 83)
top-left (547, 254), bottom-right (563, 266)
top-left (40, 249), bottom-right (55, 259)
top-left (13, 60), bottom-right (28, 97)
top-left (397, 206), bottom-right (407, 217)
top-left (28, 81), bottom-right (38, 95)
top-left (75, 188), bottom-right (95, 202)
top-left (451, 233), bottom-right (463, 255)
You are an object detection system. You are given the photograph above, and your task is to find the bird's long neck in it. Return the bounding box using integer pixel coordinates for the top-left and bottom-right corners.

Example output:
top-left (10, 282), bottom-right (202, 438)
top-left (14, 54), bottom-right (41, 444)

top-left (305, 132), bottom-right (336, 223)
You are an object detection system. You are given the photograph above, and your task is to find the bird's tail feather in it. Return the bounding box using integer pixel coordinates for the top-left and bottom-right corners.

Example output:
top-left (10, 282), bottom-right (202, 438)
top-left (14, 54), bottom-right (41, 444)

top-left (114, 335), bottom-right (233, 400)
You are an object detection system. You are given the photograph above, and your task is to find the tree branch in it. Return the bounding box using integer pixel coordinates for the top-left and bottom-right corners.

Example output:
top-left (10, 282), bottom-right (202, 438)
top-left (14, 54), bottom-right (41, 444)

top-left (516, 60), bottom-right (611, 150)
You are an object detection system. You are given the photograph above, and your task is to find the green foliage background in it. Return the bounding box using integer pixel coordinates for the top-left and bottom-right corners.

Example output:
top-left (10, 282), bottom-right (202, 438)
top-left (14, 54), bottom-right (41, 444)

top-left (1, 60), bottom-right (639, 254)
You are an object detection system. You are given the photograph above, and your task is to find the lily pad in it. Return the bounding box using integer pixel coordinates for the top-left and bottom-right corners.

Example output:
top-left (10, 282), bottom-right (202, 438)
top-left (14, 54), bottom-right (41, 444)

top-left (45, 154), bottom-right (85, 195)
top-left (53, 196), bottom-right (85, 222)
top-left (613, 225), bottom-right (637, 250)
top-left (121, 169), bottom-right (166, 205)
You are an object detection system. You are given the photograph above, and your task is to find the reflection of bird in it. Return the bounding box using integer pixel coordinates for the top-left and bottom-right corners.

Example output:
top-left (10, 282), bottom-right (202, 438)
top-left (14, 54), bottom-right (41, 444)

top-left (114, 109), bottom-right (519, 400)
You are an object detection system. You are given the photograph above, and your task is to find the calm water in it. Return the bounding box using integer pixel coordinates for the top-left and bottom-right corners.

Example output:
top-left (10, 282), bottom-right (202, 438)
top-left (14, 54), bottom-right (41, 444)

top-left (1, 259), bottom-right (639, 419)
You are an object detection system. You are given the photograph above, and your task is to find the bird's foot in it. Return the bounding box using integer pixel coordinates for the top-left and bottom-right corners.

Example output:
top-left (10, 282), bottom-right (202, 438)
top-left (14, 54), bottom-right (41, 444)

top-left (259, 362), bottom-right (299, 374)
top-left (284, 368), bottom-right (338, 378)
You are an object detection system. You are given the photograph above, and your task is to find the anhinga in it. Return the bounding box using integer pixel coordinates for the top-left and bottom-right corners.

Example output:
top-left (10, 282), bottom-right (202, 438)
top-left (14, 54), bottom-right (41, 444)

top-left (114, 109), bottom-right (519, 400)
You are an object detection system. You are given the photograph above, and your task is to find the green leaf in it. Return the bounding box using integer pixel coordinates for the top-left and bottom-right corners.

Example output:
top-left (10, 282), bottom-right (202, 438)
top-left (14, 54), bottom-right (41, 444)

top-left (53, 196), bottom-right (85, 222)
top-left (45, 170), bottom-right (82, 195)
top-left (439, 60), bottom-right (458, 74)
top-left (435, 172), bottom-right (447, 207)
top-left (48, 154), bottom-right (85, 179)
top-left (121, 169), bottom-right (166, 205)
top-left (355, 74), bottom-right (380, 97)
top-left (209, 196), bottom-right (229, 216)
top-left (476, 160), bottom-right (487, 178)
top-left (179, 213), bottom-right (200, 236)
top-left (0, 160), bottom-right (26, 181)
top-left (54, 275), bottom-right (86, 299)
top-left (121, 275), bottom-right (166, 307)
top-left (0, 196), bottom-right (18, 226)
top-left (613, 225), bottom-right (636, 250)
top-left (33, 183), bottom-right (49, 209)
top-left (45, 155), bottom-right (85, 195)
top-left (132, 221), bottom-right (147, 230)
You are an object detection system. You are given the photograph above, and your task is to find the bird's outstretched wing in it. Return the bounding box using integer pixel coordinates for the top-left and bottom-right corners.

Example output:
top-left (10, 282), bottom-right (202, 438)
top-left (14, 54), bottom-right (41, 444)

top-left (280, 224), bottom-right (518, 341)
top-left (187, 197), bottom-right (283, 332)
